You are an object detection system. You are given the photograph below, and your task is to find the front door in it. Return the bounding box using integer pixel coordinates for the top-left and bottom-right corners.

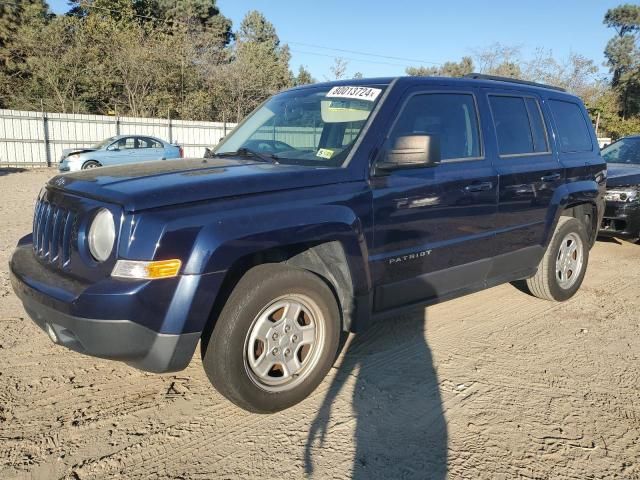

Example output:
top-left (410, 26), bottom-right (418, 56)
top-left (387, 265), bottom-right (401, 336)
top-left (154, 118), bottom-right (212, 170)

top-left (371, 89), bottom-right (498, 311)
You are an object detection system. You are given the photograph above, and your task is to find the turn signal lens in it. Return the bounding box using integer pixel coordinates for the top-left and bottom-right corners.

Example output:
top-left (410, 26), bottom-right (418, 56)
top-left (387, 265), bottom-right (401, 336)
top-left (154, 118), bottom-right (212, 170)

top-left (112, 259), bottom-right (182, 279)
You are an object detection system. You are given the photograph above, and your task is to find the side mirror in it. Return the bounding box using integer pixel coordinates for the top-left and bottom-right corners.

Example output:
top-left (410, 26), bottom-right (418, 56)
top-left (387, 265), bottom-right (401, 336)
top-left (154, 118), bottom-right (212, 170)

top-left (107, 144), bottom-right (119, 151)
top-left (376, 134), bottom-right (441, 173)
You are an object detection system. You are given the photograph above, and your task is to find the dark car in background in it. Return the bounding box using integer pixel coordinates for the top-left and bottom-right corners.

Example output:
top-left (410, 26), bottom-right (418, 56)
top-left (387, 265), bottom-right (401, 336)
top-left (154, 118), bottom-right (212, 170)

top-left (599, 135), bottom-right (640, 240)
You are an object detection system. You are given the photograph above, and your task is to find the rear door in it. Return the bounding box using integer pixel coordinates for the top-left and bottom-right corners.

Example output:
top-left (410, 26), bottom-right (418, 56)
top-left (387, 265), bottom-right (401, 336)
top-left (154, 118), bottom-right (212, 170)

top-left (370, 87), bottom-right (498, 311)
top-left (137, 137), bottom-right (166, 161)
top-left (485, 89), bottom-right (563, 280)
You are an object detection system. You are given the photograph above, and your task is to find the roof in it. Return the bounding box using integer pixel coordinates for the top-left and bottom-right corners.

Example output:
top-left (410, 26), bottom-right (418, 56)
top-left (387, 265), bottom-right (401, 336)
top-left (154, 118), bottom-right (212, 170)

top-left (290, 75), bottom-right (578, 99)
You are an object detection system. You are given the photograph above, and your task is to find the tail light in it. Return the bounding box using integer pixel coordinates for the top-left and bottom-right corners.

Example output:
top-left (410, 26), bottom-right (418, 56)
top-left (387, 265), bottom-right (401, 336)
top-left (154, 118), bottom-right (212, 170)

top-left (179, 146), bottom-right (184, 158)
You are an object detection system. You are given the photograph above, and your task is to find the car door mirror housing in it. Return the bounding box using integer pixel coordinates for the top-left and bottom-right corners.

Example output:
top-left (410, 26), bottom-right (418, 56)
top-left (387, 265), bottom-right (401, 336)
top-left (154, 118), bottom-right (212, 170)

top-left (107, 144), bottom-right (119, 151)
top-left (376, 134), bottom-right (441, 173)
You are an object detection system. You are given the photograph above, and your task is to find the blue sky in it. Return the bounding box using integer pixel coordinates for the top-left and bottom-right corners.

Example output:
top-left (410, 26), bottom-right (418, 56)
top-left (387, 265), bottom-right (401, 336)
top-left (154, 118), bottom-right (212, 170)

top-left (48, 0), bottom-right (620, 80)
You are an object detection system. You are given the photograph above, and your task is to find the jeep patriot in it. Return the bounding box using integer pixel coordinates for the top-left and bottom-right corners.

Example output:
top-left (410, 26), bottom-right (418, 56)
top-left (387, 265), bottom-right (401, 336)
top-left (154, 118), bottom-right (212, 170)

top-left (10, 75), bottom-right (606, 412)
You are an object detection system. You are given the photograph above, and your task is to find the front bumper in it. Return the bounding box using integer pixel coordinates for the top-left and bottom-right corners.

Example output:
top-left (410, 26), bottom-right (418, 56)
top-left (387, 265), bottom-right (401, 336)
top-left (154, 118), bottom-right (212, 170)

top-left (14, 288), bottom-right (199, 372)
top-left (58, 160), bottom-right (81, 172)
top-left (599, 201), bottom-right (640, 239)
top-left (9, 244), bottom-right (223, 373)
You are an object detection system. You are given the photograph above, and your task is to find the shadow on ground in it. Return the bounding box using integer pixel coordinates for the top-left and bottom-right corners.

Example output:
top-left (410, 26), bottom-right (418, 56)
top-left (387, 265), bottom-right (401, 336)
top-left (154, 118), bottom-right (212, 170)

top-left (596, 236), bottom-right (623, 245)
top-left (305, 309), bottom-right (447, 479)
top-left (0, 168), bottom-right (27, 176)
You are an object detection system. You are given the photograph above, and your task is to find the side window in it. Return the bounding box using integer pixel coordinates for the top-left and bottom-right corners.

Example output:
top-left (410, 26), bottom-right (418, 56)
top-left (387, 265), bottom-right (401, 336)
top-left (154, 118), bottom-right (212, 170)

top-left (138, 138), bottom-right (162, 148)
top-left (490, 96), bottom-right (532, 155)
top-left (389, 93), bottom-right (481, 161)
top-left (525, 98), bottom-right (549, 153)
top-left (549, 100), bottom-right (593, 152)
top-left (116, 137), bottom-right (136, 150)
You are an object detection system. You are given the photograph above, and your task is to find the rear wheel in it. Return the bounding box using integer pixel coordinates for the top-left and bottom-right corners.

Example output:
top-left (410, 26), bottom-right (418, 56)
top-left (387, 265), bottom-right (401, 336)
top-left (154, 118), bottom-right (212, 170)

top-left (201, 264), bottom-right (340, 413)
top-left (82, 160), bottom-right (101, 170)
top-left (524, 217), bottom-right (589, 301)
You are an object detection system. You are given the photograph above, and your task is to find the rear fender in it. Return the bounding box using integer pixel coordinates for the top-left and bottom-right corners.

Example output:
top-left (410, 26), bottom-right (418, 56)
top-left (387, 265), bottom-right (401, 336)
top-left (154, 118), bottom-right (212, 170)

top-left (545, 180), bottom-right (603, 247)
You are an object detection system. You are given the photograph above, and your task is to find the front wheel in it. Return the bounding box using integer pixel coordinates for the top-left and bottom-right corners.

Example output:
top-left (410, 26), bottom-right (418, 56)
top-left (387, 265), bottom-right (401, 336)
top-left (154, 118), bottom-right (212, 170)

top-left (82, 160), bottom-right (101, 170)
top-left (201, 264), bottom-right (340, 413)
top-left (525, 217), bottom-right (589, 301)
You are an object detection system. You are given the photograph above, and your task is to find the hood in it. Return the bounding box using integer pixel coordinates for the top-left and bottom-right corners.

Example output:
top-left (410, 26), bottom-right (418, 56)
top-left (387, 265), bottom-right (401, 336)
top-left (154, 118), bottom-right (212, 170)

top-left (606, 163), bottom-right (640, 188)
top-left (48, 158), bottom-right (354, 211)
top-left (61, 147), bottom-right (97, 159)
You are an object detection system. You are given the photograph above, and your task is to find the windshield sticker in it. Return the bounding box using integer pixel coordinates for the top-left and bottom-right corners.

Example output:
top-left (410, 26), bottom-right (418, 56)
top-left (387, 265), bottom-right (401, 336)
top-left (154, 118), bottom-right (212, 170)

top-left (316, 148), bottom-right (335, 159)
top-left (326, 86), bottom-right (382, 101)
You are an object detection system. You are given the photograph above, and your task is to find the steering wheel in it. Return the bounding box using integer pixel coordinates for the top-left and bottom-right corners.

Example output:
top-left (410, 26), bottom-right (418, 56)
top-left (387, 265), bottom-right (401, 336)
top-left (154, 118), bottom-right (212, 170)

top-left (244, 140), bottom-right (295, 153)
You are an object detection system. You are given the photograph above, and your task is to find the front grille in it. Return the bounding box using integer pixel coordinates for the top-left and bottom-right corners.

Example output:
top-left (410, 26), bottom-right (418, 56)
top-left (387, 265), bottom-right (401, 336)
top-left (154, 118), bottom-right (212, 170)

top-left (32, 199), bottom-right (76, 267)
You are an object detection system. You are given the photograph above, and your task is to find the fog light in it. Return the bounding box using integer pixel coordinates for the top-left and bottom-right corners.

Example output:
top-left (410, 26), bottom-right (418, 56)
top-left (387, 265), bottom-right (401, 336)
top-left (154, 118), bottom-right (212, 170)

top-left (45, 323), bottom-right (58, 343)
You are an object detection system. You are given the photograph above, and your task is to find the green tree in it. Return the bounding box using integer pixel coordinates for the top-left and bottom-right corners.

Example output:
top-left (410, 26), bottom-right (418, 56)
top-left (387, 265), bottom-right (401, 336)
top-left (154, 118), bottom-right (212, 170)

top-left (0, 0), bottom-right (48, 47)
top-left (0, 4), bottom-right (294, 122)
top-left (603, 4), bottom-right (640, 118)
top-left (208, 10), bottom-right (292, 122)
top-left (406, 56), bottom-right (473, 77)
top-left (294, 65), bottom-right (315, 86)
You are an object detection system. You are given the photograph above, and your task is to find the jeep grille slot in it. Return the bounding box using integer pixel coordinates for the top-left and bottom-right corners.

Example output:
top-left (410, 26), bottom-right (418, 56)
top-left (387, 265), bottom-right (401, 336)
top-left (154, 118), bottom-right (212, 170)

top-left (33, 199), bottom-right (75, 267)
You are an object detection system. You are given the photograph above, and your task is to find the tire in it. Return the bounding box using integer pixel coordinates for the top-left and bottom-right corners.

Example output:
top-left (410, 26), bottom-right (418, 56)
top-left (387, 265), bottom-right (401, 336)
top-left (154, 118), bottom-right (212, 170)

top-left (201, 263), bottom-right (340, 413)
top-left (82, 160), bottom-right (101, 170)
top-left (525, 217), bottom-right (589, 301)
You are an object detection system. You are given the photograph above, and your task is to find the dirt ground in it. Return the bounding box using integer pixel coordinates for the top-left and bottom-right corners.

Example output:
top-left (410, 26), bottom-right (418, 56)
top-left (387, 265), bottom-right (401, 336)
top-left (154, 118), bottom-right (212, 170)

top-left (1, 168), bottom-right (639, 480)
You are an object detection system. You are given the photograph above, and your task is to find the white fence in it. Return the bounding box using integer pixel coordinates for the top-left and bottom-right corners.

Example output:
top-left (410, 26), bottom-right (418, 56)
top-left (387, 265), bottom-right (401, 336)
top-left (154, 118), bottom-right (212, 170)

top-left (0, 109), bottom-right (237, 168)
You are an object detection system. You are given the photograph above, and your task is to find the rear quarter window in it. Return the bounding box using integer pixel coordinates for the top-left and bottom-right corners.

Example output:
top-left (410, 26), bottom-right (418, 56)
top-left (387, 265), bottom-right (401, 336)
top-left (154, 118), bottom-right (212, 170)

top-left (548, 100), bottom-right (593, 153)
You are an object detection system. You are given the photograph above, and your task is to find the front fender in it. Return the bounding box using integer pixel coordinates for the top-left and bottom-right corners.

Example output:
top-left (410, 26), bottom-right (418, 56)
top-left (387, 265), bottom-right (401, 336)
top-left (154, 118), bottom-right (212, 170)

top-left (186, 204), bottom-right (372, 296)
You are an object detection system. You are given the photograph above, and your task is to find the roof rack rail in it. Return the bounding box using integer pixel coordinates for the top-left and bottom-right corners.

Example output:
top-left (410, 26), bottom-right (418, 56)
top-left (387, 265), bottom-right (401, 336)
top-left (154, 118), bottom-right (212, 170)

top-left (464, 73), bottom-right (566, 92)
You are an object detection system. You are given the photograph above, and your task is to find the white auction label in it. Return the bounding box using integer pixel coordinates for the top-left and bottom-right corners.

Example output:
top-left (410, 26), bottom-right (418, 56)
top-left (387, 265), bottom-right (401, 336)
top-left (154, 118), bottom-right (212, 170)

top-left (326, 86), bottom-right (382, 101)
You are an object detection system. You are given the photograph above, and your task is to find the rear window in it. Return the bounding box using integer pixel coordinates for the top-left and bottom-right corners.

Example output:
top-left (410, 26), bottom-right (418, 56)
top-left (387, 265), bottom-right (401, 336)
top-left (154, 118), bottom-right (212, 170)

top-left (490, 95), bottom-right (549, 156)
top-left (549, 100), bottom-right (593, 153)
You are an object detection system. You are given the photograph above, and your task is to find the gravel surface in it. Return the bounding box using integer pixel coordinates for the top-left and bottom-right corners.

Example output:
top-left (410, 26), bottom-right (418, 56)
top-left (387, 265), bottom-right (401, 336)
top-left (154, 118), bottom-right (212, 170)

top-left (1, 168), bottom-right (639, 480)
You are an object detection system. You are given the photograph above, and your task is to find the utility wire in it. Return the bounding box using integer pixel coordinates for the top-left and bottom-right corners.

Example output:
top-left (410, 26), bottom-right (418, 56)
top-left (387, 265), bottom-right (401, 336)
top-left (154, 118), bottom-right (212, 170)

top-left (287, 41), bottom-right (441, 66)
top-left (289, 49), bottom-right (419, 68)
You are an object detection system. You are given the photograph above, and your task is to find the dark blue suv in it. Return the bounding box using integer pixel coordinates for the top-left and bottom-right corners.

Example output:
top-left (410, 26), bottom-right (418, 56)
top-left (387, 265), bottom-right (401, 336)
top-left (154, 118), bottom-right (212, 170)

top-left (10, 75), bottom-right (606, 412)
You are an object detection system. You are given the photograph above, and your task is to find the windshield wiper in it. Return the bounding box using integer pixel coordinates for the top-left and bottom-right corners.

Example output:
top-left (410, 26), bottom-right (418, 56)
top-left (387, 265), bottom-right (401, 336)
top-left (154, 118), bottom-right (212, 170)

top-left (214, 148), bottom-right (279, 164)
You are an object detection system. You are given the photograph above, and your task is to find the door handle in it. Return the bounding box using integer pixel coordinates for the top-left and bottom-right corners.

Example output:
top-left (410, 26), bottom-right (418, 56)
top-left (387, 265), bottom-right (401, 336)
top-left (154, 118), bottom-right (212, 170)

top-left (540, 172), bottom-right (561, 182)
top-left (464, 181), bottom-right (493, 193)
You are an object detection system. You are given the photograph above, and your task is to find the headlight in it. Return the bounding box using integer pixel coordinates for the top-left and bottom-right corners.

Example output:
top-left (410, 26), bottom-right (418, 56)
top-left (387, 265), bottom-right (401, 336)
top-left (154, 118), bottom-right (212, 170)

top-left (88, 208), bottom-right (115, 262)
top-left (605, 188), bottom-right (639, 203)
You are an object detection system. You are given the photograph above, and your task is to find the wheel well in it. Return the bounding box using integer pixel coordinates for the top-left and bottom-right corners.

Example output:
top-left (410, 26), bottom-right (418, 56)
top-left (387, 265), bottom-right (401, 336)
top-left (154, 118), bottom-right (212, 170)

top-left (82, 159), bottom-right (101, 168)
top-left (562, 203), bottom-right (597, 246)
top-left (200, 241), bottom-right (355, 347)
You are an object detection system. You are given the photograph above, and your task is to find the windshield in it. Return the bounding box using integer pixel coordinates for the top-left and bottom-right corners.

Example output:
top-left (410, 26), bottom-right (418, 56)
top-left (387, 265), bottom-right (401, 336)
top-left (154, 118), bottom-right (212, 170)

top-left (214, 85), bottom-right (386, 167)
top-left (601, 137), bottom-right (640, 165)
top-left (93, 137), bottom-right (117, 149)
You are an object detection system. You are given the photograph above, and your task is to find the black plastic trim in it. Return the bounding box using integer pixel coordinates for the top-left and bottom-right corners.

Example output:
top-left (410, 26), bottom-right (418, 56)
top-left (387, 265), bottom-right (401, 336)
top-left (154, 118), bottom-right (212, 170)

top-left (11, 271), bottom-right (198, 373)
